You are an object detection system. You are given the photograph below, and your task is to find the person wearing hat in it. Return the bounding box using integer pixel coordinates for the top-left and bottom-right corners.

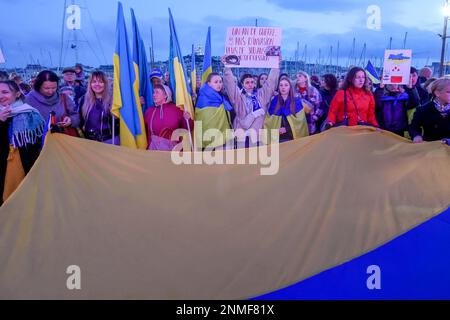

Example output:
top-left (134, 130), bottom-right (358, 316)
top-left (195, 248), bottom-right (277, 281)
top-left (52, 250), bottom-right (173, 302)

top-left (144, 84), bottom-right (192, 151)
top-left (149, 68), bottom-right (164, 87)
top-left (62, 67), bottom-right (86, 110)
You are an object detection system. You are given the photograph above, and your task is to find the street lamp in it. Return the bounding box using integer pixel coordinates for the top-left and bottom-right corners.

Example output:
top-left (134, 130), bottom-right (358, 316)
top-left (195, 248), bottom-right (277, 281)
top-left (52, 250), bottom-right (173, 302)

top-left (440, 0), bottom-right (450, 77)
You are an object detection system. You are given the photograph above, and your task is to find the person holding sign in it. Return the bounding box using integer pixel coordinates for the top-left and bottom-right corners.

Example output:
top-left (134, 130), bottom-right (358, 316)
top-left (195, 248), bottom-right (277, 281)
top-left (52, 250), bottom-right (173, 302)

top-left (325, 67), bottom-right (378, 129)
top-left (221, 55), bottom-right (280, 147)
top-left (409, 78), bottom-right (450, 143)
top-left (263, 76), bottom-right (311, 143)
top-left (374, 75), bottom-right (420, 137)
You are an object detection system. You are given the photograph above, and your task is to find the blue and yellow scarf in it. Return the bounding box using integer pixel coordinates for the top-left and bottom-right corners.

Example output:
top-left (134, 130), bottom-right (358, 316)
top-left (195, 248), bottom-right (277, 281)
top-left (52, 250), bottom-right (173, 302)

top-left (195, 84), bottom-right (233, 149)
top-left (263, 96), bottom-right (309, 144)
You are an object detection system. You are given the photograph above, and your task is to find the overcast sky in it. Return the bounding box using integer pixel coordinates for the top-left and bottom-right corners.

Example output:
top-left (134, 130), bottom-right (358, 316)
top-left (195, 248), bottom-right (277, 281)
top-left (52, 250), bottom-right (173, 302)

top-left (0, 0), bottom-right (446, 69)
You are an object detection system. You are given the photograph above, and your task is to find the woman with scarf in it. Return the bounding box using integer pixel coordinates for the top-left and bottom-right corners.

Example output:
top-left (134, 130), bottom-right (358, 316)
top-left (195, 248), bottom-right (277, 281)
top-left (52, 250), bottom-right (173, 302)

top-left (222, 56), bottom-right (280, 147)
top-left (144, 84), bottom-right (193, 151)
top-left (25, 70), bottom-right (80, 133)
top-left (195, 73), bottom-right (233, 150)
top-left (409, 77), bottom-right (450, 143)
top-left (0, 80), bottom-right (44, 205)
top-left (264, 76), bottom-right (311, 144)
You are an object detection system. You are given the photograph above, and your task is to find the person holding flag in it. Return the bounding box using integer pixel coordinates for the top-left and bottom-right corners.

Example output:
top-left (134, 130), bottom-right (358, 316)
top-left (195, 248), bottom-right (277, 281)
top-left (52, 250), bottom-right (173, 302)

top-left (111, 2), bottom-right (147, 149)
top-left (144, 84), bottom-right (193, 151)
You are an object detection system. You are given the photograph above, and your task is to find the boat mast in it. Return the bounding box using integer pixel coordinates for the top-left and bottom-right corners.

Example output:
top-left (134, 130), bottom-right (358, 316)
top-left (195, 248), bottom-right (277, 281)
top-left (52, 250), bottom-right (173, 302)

top-left (58, 0), bottom-right (68, 72)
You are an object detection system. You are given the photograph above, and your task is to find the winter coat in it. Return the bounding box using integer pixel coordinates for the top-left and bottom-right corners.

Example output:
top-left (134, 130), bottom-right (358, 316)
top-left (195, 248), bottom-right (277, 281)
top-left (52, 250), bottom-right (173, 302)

top-left (25, 90), bottom-right (80, 128)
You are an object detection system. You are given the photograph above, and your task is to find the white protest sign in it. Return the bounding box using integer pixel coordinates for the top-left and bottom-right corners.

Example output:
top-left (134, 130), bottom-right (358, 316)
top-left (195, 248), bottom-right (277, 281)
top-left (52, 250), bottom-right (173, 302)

top-left (0, 47), bottom-right (5, 64)
top-left (224, 27), bottom-right (282, 68)
top-left (382, 49), bottom-right (412, 85)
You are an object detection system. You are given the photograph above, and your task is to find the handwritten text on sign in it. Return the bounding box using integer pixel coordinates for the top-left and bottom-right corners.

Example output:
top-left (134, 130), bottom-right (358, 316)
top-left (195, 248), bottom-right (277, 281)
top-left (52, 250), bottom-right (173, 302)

top-left (224, 27), bottom-right (282, 68)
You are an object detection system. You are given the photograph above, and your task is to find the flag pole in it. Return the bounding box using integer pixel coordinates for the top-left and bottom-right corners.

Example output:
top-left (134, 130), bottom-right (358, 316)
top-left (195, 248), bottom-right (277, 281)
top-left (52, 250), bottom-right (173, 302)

top-left (185, 118), bottom-right (193, 151)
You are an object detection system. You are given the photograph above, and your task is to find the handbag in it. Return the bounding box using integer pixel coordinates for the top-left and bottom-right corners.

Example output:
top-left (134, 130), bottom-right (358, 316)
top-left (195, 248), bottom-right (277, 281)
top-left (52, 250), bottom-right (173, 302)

top-left (60, 94), bottom-right (83, 137)
top-left (148, 110), bottom-right (177, 151)
top-left (320, 90), bottom-right (348, 132)
top-left (347, 90), bottom-right (376, 127)
top-left (148, 128), bottom-right (177, 151)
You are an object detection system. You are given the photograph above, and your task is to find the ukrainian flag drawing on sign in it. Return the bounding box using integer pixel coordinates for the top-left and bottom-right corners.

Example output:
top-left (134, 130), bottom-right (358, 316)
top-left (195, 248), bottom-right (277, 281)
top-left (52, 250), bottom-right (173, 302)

top-left (168, 8), bottom-right (195, 120)
top-left (201, 27), bottom-right (212, 85)
top-left (131, 8), bottom-right (153, 111)
top-left (112, 2), bottom-right (147, 149)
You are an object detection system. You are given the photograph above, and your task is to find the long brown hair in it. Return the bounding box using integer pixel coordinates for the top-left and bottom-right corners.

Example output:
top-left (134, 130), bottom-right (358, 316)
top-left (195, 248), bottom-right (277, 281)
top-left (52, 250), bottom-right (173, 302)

top-left (274, 76), bottom-right (296, 115)
top-left (81, 71), bottom-right (112, 120)
top-left (341, 67), bottom-right (371, 93)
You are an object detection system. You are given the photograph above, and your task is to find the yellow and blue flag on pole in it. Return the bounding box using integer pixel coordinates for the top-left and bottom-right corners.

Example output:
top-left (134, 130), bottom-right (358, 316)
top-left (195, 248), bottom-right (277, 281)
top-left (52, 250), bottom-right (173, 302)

top-left (112, 2), bottom-right (147, 149)
top-left (201, 27), bottom-right (212, 85)
top-left (131, 8), bottom-right (153, 111)
top-left (365, 60), bottom-right (380, 85)
top-left (191, 44), bottom-right (197, 96)
top-left (168, 8), bottom-right (195, 120)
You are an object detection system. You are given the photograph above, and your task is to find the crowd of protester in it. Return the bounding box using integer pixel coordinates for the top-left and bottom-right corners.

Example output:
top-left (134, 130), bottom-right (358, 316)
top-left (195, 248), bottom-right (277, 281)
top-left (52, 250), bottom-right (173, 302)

top-left (1, 61), bottom-right (449, 205)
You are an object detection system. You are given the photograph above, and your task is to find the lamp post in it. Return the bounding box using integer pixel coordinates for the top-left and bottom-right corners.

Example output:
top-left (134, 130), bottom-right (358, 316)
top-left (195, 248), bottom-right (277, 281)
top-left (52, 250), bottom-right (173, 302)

top-left (440, 0), bottom-right (450, 77)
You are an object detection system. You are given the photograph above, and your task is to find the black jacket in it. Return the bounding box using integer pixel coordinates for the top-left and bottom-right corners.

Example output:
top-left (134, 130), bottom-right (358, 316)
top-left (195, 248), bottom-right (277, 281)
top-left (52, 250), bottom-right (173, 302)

top-left (0, 118), bottom-right (10, 205)
top-left (409, 101), bottom-right (450, 141)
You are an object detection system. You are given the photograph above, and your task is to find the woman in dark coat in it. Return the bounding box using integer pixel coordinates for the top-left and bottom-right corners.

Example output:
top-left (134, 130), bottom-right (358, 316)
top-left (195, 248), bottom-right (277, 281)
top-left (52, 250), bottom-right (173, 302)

top-left (0, 80), bottom-right (44, 205)
top-left (410, 77), bottom-right (450, 143)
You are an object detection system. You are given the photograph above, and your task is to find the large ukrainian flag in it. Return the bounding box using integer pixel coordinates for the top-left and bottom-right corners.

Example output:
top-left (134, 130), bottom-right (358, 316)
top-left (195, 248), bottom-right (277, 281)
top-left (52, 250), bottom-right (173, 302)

top-left (201, 27), bottom-right (212, 85)
top-left (168, 8), bottom-right (195, 119)
top-left (112, 2), bottom-right (147, 149)
top-left (131, 8), bottom-right (153, 111)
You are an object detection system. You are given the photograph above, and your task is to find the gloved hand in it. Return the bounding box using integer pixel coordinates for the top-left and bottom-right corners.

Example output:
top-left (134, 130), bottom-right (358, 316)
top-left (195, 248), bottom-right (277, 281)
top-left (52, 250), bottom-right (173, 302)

top-left (252, 108), bottom-right (265, 118)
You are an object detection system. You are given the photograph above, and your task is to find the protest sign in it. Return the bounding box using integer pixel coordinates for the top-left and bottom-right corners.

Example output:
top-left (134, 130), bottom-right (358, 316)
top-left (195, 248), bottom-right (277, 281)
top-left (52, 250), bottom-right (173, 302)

top-left (224, 26), bottom-right (282, 68)
top-left (382, 49), bottom-right (412, 85)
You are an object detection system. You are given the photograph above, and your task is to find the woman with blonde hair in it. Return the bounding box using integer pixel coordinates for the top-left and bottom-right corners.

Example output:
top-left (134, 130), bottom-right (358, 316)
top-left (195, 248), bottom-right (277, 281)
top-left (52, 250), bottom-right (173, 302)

top-left (295, 71), bottom-right (322, 134)
top-left (79, 70), bottom-right (119, 144)
top-left (409, 77), bottom-right (450, 143)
